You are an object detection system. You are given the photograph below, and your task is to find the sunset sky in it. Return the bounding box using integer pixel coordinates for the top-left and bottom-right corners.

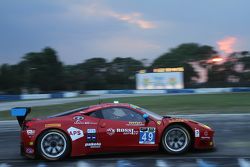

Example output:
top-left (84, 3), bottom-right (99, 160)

top-left (0, 0), bottom-right (249, 64)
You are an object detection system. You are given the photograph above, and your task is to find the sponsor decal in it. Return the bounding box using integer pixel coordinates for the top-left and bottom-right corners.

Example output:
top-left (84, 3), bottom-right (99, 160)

top-left (169, 119), bottom-right (185, 123)
top-left (140, 127), bottom-right (148, 132)
top-left (139, 127), bottom-right (156, 144)
top-left (116, 128), bottom-right (138, 135)
top-left (126, 122), bottom-right (144, 126)
top-left (25, 148), bottom-right (34, 154)
top-left (67, 127), bottom-right (84, 141)
top-left (87, 129), bottom-right (97, 143)
top-left (157, 121), bottom-right (161, 125)
top-left (73, 116), bottom-right (84, 120)
top-left (26, 130), bottom-right (35, 136)
top-left (83, 122), bottom-right (97, 125)
top-left (85, 143), bottom-right (101, 148)
top-left (45, 123), bottom-right (61, 128)
top-left (106, 128), bottom-right (115, 136)
top-left (195, 129), bottom-right (200, 138)
top-left (73, 116), bottom-right (85, 124)
top-left (87, 129), bottom-right (96, 133)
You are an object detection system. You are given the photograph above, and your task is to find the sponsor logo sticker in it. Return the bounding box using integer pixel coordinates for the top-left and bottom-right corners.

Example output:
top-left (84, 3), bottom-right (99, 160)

top-left (67, 127), bottom-right (84, 141)
top-left (106, 128), bottom-right (115, 136)
top-left (169, 119), bottom-right (185, 123)
top-left (45, 123), bottom-right (61, 128)
top-left (85, 143), bottom-right (101, 148)
top-left (73, 116), bottom-right (85, 124)
top-left (195, 129), bottom-right (200, 138)
top-left (83, 122), bottom-right (98, 125)
top-left (87, 129), bottom-right (96, 133)
top-left (116, 128), bottom-right (138, 135)
top-left (87, 129), bottom-right (97, 142)
top-left (126, 122), bottom-right (144, 126)
top-left (157, 121), bottom-right (161, 125)
top-left (26, 130), bottom-right (35, 136)
top-left (26, 148), bottom-right (34, 154)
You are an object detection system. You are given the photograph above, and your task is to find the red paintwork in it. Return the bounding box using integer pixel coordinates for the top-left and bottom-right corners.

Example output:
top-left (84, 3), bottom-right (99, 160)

top-left (20, 103), bottom-right (214, 158)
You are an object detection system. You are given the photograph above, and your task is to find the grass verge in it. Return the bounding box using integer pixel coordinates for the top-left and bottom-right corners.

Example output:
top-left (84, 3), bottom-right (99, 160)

top-left (1, 93), bottom-right (250, 120)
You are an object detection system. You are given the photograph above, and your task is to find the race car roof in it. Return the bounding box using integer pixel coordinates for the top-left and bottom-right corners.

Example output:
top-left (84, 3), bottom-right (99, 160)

top-left (49, 103), bottom-right (132, 117)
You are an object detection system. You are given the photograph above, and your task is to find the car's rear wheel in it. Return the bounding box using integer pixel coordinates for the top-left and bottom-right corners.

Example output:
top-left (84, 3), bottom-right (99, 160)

top-left (161, 125), bottom-right (191, 154)
top-left (37, 129), bottom-right (70, 161)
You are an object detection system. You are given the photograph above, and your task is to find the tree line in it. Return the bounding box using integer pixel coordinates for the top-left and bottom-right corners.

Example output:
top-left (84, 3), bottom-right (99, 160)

top-left (0, 43), bottom-right (249, 94)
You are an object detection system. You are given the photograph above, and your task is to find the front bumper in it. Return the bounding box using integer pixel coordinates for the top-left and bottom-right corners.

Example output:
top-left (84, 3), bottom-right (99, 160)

top-left (193, 126), bottom-right (215, 150)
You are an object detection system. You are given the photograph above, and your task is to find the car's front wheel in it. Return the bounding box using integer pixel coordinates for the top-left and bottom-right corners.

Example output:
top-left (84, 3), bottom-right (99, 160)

top-left (161, 125), bottom-right (191, 154)
top-left (37, 129), bottom-right (70, 161)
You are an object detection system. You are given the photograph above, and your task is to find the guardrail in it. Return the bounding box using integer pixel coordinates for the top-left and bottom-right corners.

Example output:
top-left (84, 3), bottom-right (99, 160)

top-left (85, 87), bottom-right (250, 95)
top-left (0, 92), bottom-right (79, 101)
top-left (1, 88), bottom-right (250, 101)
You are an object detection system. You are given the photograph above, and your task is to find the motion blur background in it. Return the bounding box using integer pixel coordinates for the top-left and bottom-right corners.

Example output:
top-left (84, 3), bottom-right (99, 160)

top-left (1, 1), bottom-right (250, 166)
top-left (0, 0), bottom-right (250, 95)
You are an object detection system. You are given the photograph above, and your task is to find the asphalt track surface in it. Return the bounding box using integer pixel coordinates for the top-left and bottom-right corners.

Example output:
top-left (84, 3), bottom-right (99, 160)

top-left (0, 114), bottom-right (250, 167)
top-left (0, 94), bottom-right (158, 112)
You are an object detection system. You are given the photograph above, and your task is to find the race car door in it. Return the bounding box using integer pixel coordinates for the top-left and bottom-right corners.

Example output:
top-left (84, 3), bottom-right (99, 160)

top-left (96, 107), bottom-right (157, 152)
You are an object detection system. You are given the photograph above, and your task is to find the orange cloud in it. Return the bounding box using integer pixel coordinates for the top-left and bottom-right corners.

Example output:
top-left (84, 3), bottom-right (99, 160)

top-left (217, 37), bottom-right (237, 54)
top-left (110, 12), bottom-right (156, 29)
top-left (69, 3), bottom-right (156, 29)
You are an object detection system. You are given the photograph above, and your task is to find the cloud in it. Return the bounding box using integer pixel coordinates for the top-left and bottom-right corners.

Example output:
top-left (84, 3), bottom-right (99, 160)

top-left (109, 12), bottom-right (156, 29)
top-left (67, 2), bottom-right (156, 29)
top-left (217, 36), bottom-right (237, 54)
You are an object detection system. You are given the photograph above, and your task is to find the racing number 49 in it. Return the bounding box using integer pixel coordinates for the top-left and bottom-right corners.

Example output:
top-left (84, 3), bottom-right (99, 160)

top-left (139, 128), bottom-right (156, 144)
top-left (141, 132), bottom-right (154, 142)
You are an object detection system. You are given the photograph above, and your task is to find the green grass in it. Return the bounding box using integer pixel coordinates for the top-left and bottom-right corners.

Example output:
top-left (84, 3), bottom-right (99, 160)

top-left (0, 94), bottom-right (97, 103)
top-left (1, 93), bottom-right (250, 120)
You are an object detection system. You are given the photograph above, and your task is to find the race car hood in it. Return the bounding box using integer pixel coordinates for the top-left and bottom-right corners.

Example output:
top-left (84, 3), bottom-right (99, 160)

top-left (162, 116), bottom-right (213, 131)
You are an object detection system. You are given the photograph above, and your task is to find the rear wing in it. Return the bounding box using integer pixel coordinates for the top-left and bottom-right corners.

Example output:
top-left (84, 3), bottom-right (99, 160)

top-left (11, 107), bottom-right (31, 127)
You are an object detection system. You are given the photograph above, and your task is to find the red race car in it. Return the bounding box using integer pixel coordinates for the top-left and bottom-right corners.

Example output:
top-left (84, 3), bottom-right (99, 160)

top-left (11, 102), bottom-right (214, 161)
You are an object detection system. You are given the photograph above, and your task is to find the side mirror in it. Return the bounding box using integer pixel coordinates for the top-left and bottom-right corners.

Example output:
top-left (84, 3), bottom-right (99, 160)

top-left (143, 114), bottom-right (149, 123)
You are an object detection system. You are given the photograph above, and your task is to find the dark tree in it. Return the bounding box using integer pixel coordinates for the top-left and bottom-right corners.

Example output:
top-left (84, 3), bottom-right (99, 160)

top-left (152, 43), bottom-right (216, 87)
top-left (21, 47), bottom-right (64, 92)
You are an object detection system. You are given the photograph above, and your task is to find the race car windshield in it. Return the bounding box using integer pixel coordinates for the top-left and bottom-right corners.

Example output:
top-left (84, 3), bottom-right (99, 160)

top-left (130, 104), bottom-right (163, 120)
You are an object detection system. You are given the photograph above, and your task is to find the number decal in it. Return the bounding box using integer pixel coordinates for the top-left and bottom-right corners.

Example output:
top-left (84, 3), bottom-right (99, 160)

top-left (139, 127), bottom-right (155, 144)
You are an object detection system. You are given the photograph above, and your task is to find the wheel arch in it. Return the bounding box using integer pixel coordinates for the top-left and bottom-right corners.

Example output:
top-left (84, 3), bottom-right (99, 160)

top-left (160, 122), bottom-right (195, 148)
top-left (35, 128), bottom-right (72, 158)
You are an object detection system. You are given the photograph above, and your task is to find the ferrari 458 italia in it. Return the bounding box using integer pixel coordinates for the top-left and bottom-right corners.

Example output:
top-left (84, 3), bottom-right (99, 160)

top-left (11, 102), bottom-right (214, 161)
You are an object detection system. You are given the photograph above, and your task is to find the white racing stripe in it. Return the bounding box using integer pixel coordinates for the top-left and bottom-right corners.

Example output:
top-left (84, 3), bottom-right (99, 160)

top-left (0, 163), bottom-right (10, 167)
top-left (197, 159), bottom-right (217, 167)
top-left (239, 159), bottom-right (250, 167)
top-left (156, 160), bottom-right (169, 167)
top-left (0, 158), bottom-right (249, 167)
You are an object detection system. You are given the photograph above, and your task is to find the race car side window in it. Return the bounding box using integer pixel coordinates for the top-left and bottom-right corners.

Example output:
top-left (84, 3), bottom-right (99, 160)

top-left (88, 110), bottom-right (103, 119)
top-left (101, 107), bottom-right (145, 122)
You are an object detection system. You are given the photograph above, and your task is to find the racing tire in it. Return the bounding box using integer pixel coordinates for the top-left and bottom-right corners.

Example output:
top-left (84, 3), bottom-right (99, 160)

top-left (161, 125), bottom-right (191, 154)
top-left (37, 129), bottom-right (70, 161)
